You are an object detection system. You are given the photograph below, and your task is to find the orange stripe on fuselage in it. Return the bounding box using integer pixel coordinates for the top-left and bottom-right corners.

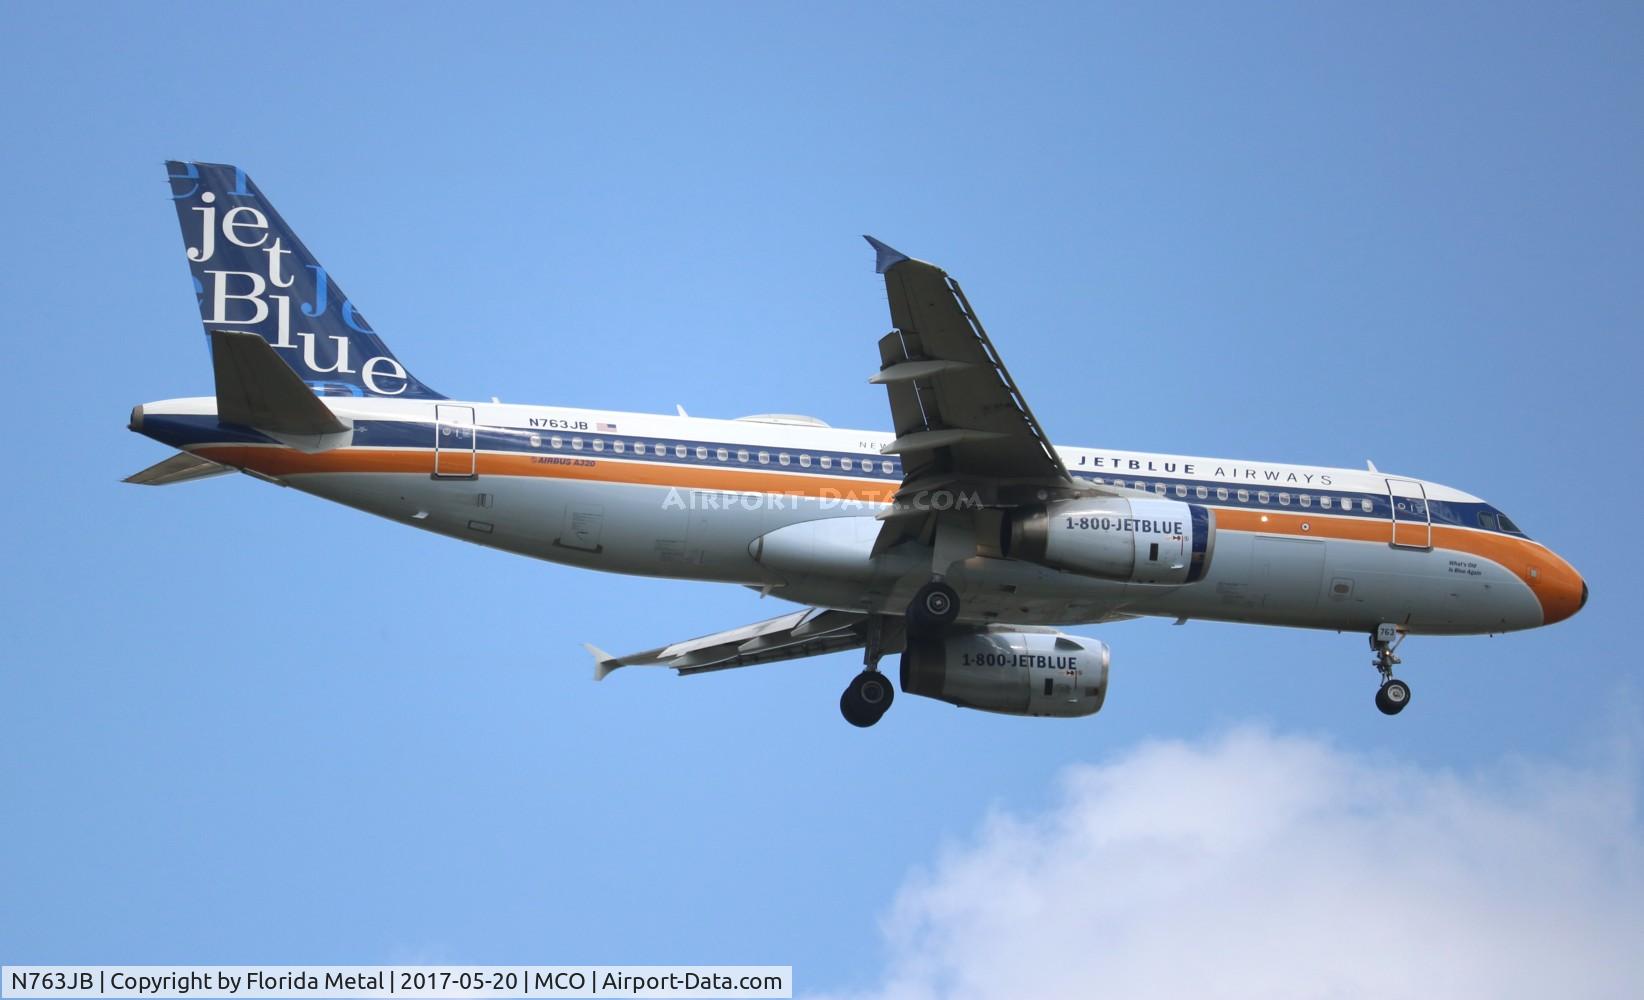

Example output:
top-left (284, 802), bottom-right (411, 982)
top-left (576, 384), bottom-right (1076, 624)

top-left (194, 444), bottom-right (1582, 625)
top-left (193, 445), bottom-right (900, 504)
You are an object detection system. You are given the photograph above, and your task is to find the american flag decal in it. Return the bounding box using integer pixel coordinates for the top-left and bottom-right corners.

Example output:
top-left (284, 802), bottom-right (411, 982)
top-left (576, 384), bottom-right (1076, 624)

top-left (597, 421), bottom-right (618, 432)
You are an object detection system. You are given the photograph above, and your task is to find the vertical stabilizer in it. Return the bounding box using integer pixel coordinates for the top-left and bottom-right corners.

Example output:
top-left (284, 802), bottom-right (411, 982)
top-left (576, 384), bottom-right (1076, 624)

top-left (165, 161), bottom-right (443, 399)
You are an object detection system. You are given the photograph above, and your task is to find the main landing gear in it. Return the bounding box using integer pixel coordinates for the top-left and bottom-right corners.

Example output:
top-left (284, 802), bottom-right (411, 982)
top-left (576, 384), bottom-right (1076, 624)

top-left (906, 580), bottom-right (960, 636)
top-left (840, 669), bottom-right (895, 728)
top-left (1370, 624), bottom-right (1411, 716)
top-left (838, 583), bottom-right (963, 727)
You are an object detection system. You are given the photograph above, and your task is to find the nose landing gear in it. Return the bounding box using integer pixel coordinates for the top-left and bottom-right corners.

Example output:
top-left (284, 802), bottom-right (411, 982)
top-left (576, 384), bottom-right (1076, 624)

top-left (1371, 624), bottom-right (1411, 716)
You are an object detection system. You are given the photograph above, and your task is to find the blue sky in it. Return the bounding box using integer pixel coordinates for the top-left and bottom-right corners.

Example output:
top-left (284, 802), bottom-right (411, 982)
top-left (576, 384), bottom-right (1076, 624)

top-left (2, 3), bottom-right (1640, 995)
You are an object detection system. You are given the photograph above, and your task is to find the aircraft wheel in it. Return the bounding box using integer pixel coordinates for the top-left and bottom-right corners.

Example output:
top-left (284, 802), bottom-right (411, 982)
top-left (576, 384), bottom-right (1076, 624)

top-left (841, 671), bottom-right (893, 727)
top-left (1375, 678), bottom-right (1411, 716)
top-left (907, 581), bottom-right (960, 635)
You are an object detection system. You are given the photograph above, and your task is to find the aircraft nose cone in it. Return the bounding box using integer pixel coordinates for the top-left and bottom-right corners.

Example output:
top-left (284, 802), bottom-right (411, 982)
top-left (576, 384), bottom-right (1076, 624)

top-left (1533, 554), bottom-right (1586, 626)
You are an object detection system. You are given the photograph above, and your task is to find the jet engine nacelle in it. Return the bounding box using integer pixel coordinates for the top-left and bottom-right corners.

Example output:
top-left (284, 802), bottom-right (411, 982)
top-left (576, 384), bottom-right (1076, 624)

top-left (899, 630), bottom-right (1111, 718)
top-left (1008, 497), bottom-right (1216, 585)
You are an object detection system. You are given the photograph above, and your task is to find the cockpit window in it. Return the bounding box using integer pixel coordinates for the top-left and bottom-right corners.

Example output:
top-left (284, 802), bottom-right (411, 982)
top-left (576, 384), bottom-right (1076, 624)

top-left (1497, 512), bottom-right (1524, 535)
top-left (1476, 511), bottom-right (1498, 531)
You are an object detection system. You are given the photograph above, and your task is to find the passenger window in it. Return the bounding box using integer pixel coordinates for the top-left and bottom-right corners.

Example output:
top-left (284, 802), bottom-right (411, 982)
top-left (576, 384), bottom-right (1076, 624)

top-left (881, 461), bottom-right (894, 474)
top-left (758, 451), bottom-right (769, 465)
top-left (571, 437), bottom-right (583, 451)
top-left (716, 447), bottom-right (728, 461)
top-left (550, 436), bottom-right (562, 449)
top-left (737, 449), bottom-right (749, 463)
top-left (800, 454), bottom-right (812, 468)
top-left (841, 457), bottom-right (853, 471)
top-left (612, 440), bottom-right (625, 454)
top-left (695, 446), bottom-right (708, 460)
top-left (1217, 488), bottom-right (1229, 501)
top-left (1154, 483), bottom-right (1166, 495)
top-left (1258, 491), bottom-right (1270, 504)
top-left (1196, 486), bottom-right (1208, 499)
top-left (675, 444), bottom-right (687, 459)
top-left (1237, 489), bottom-right (1249, 503)
top-left (592, 438), bottom-right (604, 452)
top-left (1320, 496), bottom-right (1332, 509)
top-left (1299, 494), bottom-right (1311, 508)
top-left (529, 434), bottom-right (542, 448)
top-left (1175, 484), bottom-right (1187, 498)
top-left (819, 456), bottom-right (832, 469)
top-left (779, 452), bottom-right (790, 466)
top-left (1360, 499), bottom-right (1373, 513)
top-left (1278, 492), bottom-right (1290, 506)
top-left (634, 442), bottom-right (646, 455)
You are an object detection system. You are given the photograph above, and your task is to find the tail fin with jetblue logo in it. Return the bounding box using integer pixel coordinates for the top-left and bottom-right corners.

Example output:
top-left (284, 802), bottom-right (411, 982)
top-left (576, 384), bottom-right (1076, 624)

top-left (165, 161), bottom-right (444, 399)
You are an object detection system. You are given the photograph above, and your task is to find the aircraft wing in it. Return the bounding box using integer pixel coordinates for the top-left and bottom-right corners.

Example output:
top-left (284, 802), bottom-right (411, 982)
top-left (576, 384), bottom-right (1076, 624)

top-left (584, 608), bottom-right (905, 680)
top-left (864, 237), bottom-right (1089, 553)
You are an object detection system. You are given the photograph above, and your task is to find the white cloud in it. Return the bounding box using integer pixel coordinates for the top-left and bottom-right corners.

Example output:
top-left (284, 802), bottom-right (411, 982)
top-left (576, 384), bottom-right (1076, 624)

top-left (823, 728), bottom-right (1643, 1000)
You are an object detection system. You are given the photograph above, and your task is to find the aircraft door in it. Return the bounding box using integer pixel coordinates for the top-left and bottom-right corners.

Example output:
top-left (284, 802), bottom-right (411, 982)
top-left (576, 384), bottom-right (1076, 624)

top-left (434, 405), bottom-right (477, 479)
top-left (1386, 478), bottom-right (1431, 549)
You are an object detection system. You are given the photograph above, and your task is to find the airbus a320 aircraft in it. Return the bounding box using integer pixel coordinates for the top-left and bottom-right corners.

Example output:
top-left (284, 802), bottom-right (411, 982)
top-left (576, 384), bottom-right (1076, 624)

top-left (128, 162), bottom-right (1587, 726)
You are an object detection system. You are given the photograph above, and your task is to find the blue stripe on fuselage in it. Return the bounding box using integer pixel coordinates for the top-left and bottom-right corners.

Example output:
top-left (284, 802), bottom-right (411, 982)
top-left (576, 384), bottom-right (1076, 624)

top-left (134, 415), bottom-right (1529, 539)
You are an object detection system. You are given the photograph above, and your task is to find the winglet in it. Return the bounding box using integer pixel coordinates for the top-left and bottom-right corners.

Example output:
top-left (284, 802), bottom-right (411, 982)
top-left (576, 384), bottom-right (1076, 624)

top-left (583, 643), bottom-right (621, 682)
top-left (863, 235), bottom-right (910, 274)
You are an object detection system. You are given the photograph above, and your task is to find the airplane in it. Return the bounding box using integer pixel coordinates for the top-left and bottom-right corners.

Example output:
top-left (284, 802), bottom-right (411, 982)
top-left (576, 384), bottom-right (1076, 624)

top-left (128, 162), bottom-right (1587, 727)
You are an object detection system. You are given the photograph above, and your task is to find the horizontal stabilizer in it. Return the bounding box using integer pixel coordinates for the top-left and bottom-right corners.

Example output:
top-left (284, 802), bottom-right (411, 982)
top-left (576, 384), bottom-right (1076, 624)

top-left (211, 330), bottom-right (351, 442)
top-left (122, 451), bottom-right (233, 486)
top-left (583, 643), bottom-right (622, 682)
top-left (584, 608), bottom-right (889, 679)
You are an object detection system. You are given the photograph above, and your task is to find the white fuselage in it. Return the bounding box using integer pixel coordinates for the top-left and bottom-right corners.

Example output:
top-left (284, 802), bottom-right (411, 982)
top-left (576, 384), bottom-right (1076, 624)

top-left (131, 394), bottom-right (1585, 636)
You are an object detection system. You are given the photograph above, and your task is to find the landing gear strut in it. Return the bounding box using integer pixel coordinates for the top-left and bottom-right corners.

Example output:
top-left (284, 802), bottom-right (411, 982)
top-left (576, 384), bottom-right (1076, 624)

top-left (840, 614), bottom-right (896, 728)
top-left (1370, 624), bottom-right (1411, 716)
top-left (837, 584), bottom-right (961, 727)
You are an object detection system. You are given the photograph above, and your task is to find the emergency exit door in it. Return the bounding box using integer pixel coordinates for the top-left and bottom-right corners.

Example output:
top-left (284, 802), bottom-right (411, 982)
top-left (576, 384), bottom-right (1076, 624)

top-left (434, 405), bottom-right (476, 478)
top-left (1386, 478), bottom-right (1431, 549)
